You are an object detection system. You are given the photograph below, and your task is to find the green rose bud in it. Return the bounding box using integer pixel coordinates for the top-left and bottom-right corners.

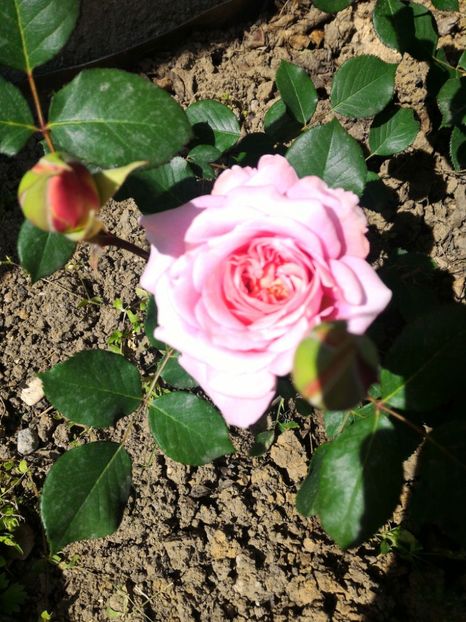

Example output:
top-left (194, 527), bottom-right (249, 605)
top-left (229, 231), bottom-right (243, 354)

top-left (292, 321), bottom-right (379, 411)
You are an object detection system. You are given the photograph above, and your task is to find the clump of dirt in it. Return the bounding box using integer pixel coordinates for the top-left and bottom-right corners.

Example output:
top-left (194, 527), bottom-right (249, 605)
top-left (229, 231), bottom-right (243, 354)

top-left (0, 1), bottom-right (465, 621)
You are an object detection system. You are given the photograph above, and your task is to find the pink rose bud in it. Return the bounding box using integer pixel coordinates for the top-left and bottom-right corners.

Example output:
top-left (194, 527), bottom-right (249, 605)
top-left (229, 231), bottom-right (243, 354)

top-left (18, 153), bottom-right (102, 241)
top-left (292, 321), bottom-right (379, 411)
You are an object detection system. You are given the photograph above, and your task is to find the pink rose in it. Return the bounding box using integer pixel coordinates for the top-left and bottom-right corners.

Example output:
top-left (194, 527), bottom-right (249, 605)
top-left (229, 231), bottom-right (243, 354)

top-left (141, 155), bottom-right (391, 427)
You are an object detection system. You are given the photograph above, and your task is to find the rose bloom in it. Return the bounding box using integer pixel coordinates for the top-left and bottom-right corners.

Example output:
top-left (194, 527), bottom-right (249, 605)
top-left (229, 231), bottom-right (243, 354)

top-left (141, 155), bottom-right (391, 427)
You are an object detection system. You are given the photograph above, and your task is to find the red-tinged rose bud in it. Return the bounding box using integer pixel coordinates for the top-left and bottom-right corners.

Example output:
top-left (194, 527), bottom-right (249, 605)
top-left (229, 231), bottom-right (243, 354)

top-left (18, 153), bottom-right (103, 241)
top-left (292, 321), bottom-right (379, 411)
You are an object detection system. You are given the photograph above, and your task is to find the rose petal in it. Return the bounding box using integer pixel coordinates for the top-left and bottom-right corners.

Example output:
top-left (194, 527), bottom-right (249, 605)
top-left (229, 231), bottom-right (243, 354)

top-left (140, 201), bottom-right (199, 257)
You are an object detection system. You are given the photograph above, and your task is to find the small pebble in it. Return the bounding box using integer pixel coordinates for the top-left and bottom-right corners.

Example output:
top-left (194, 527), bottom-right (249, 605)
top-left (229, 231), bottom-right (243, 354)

top-left (17, 428), bottom-right (39, 455)
top-left (20, 377), bottom-right (44, 406)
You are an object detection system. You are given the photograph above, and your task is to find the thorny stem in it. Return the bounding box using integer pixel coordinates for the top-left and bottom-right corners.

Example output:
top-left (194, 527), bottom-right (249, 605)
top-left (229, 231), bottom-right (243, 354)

top-left (92, 230), bottom-right (150, 261)
top-left (370, 397), bottom-right (466, 471)
top-left (27, 71), bottom-right (55, 153)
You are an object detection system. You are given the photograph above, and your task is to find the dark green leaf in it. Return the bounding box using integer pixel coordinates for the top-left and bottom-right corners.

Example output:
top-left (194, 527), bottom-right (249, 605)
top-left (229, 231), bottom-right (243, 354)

top-left (458, 51), bottom-right (466, 71)
top-left (369, 106), bottom-right (419, 156)
top-left (263, 99), bottom-right (302, 143)
top-left (437, 77), bottom-right (466, 127)
top-left (249, 430), bottom-right (275, 457)
top-left (116, 157), bottom-right (198, 214)
top-left (0, 0), bottom-right (78, 72)
top-left (49, 69), bottom-right (192, 168)
top-left (275, 61), bottom-right (317, 125)
top-left (373, 0), bottom-right (438, 60)
top-left (450, 125), bottom-right (466, 171)
top-left (318, 412), bottom-right (403, 548)
top-left (312, 0), bottom-right (353, 11)
top-left (361, 171), bottom-right (396, 212)
top-left (17, 221), bottom-right (76, 283)
top-left (41, 442), bottom-right (132, 553)
top-left (188, 145), bottom-right (221, 165)
top-left (144, 296), bottom-right (166, 350)
top-left (186, 100), bottom-right (240, 153)
top-left (331, 55), bottom-right (397, 118)
top-left (296, 444), bottom-right (330, 517)
top-left (161, 353), bottom-right (198, 389)
top-left (409, 420), bottom-right (466, 545)
top-left (324, 403), bottom-right (374, 440)
top-left (229, 132), bottom-right (276, 166)
top-left (381, 304), bottom-right (466, 411)
top-left (286, 118), bottom-right (367, 195)
top-left (40, 350), bottom-right (142, 428)
top-left (0, 76), bottom-right (36, 155)
top-left (431, 0), bottom-right (459, 10)
top-left (379, 252), bottom-right (440, 321)
top-left (148, 393), bottom-right (234, 465)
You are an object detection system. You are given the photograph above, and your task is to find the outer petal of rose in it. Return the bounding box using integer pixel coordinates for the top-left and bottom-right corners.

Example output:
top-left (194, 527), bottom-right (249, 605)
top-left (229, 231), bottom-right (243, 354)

top-left (179, 354), bottom-right (276, 427)
top-left (212, 165), bottom-right (255, 196)
top-left (245, 154), bottom-right (299, 194)
top-left (332, 256), bottom-right (392, 334)
top-left (287, 177), bottom-right (369, 258)
top-left (140, 201), bottom-right (200, 257)
top-left (140, 247), bottom-right (175, 292)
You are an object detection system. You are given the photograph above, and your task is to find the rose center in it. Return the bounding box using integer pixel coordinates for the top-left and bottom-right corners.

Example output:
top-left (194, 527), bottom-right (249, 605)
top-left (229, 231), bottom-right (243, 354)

top-left (241, 259), bottom-right (290, 304)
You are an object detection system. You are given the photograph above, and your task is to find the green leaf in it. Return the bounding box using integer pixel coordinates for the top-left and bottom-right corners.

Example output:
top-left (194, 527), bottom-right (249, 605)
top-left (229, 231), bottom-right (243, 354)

top-left (0, 0), bottom-right (78, 72)
top-left (0, 76), bottom-right (36, 156)
top-left (187, 145), bottom-right (220, 180)
top-left (229, 132), bottom-right (276, 166)
top-left (148, 393), bottom-right (235, 465)
top-left (312, 0), bottom-right (353, 11)
top-left (431, 0), bottom-right (459, 10)
top-left (48, 69), bottom-right (192, 168)
top-left (437, 77), bottom-right (466, 127)
top-left (186, 100), bottom-right (240, 153)
top-left (409, 420), bottom-right (466, 545)
top-left (275, 60), bottom-right (317, 125)
top-left (263, 99), bottom-right (302, 143)
top-left (17, 221), bottom-right (76, 283)
top-left (450, 125), bottom-right (466, 171)
top-left (286, 118), bottom-right (367, 195)
top-left (381, 304), bottom-right (466, 411)
top-left (144, 296), bottom-right (165, 350)
top-left (331, 55), bottom-right (397, 118)
top-left (323, 403), bottom-right (374, 440)
top-left (249, 429), bottom-right (275, 457)
top-left (458, 51), bottom-right (466, 71)
top-left (40, 350), bottom-right (142, 428)
top-left (317, 412), bottom-right (404, 548)
top-left (161, 353), bottom-right (198, 389)
top-left (116, 157), bottom-right (198, 214)
top-left (373, 0), bottom-right (438, 60)
top-left (296, 444), bottom-right (330, 517)
top-left (41, 442), bottom-right (132, 553)
top-left (369, 106), bottom-right (419, 156)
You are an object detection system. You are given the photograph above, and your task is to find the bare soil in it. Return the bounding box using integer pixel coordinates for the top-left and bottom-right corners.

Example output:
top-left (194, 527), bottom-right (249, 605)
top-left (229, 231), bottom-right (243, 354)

top-left (0, 1), bottom-right (465, 621)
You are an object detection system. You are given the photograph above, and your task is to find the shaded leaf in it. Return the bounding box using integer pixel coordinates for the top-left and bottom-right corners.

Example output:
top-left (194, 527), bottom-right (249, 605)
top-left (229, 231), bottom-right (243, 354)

top-left (49, 69), bottom-right (191, 168)
top-left (431, 0), bottom-right (459, 10)
top-left (263, 99), bottom-right (302, 143)
top-left (331, 55), bottom-right (397, 118)
top-left (287, 118), bottom-right (367, 195)
top-left (324, 403), bottom-right (375, 440)
top-left (161, 353), bottom-right (198, 389)
top-left (249, 430), bottom-right (275, 457)
top-left (0, 0), bottom-right (78, 72)
top-left (409, 420), bottom-right (466, 545)
top-left (437, 77), bottom-right (466, 127)
top-left (296, 444), bottom-right (330, 517)
top-left (148, 393), bottom-right (234, 465)
top-left (276, 60), bottom-right (317, 124)
top-left (369, 106), bottom-right (419, 156)
top-left (361, 171), bottom-right (396, 212)
top-left (381, 304), bottom-right (466, 411)
top-left (0, 76), bottom-right (36, 156)
top-left (186, 100), bottom-right (240, 153)
top-left (450, 125), bottom-right (466, 171)
top-left (41, 442), bottom-right (132, 553)
top-left (373, 0), bottom-right (438, 60)
top-left (312, 0), bottom-right (353, 11)
top-left (144, 296), bottom-right (166, 350)
top-left (318, 412), bottom-right (403, 548)
top-left (116, 157), bottom-right (198, 214)
top-left (17, 221), bottom-right (76, 283)
top-left (229, 132), bottom-right (276, 166)
top-left (40, 350), bottom-right (142, 428)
